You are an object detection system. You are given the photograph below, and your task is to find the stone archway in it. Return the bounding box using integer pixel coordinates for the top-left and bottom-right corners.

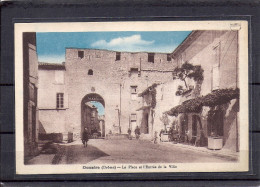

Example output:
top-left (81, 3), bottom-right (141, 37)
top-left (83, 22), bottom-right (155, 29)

top-left (81, 93), bottom-right (105, 138)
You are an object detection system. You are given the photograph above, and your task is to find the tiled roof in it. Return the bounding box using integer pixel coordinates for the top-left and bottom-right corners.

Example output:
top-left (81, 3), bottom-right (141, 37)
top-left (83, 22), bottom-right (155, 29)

top-left (138, 83), bottom-right (159, 97)
top-left (38, 62), bottom-right (65, 70)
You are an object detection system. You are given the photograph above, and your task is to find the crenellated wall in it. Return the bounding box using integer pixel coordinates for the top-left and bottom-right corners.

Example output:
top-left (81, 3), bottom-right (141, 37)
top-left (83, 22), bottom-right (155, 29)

top-left (62, 49), bottom-right (176, 137)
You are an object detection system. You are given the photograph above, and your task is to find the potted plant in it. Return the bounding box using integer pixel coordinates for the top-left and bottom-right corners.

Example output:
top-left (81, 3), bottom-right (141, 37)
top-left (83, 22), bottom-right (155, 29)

top-left (208, 132), bottom-right (223, 150)
top-left (160, 114), bottom-right (170, 142)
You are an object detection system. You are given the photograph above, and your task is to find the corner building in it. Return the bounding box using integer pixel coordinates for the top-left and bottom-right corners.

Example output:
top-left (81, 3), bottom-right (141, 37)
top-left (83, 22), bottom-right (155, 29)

top-left (43, 49), bottom-right (177, 138)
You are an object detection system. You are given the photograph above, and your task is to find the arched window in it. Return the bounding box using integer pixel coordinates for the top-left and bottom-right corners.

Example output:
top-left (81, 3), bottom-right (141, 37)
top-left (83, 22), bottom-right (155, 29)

top-left (88, 69), bottom-right (93, 75)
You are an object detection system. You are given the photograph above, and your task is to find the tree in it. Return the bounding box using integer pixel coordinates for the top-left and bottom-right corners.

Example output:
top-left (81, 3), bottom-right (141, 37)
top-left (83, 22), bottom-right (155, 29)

top-left (173, 62), bottom-right (204, 96)
top-left (160, 114), bottom-right (170, 132)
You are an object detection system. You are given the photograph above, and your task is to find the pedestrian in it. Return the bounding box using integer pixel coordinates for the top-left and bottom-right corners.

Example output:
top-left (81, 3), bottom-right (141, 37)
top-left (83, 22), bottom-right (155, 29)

top-left (159, 129), bottom-right (164, 142)
top-left (82, 128), bottom-right (89, 148)
top-left (127, 128), bottom-right (132, 140)
top-left (134, 126), bottom-right (140, 140)
top-left (168, 126), bottom-right (173, 142)
top-left (153, 131), bottom-right (158, 144)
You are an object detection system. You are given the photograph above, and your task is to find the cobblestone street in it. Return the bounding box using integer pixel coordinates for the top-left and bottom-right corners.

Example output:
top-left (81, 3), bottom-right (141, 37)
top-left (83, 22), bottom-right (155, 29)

top-left (56, 138), bottom-right (237, 164)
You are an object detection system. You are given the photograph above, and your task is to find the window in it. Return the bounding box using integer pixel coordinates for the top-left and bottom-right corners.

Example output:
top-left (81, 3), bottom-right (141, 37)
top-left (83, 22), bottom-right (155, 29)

top-left (129, 68), bottom-right (139, 77)
top-left (131, 86), bottom-right (137, 94)
top-left (56, 93), bottom-right (64, 108)
top-left (131, 113), bottom-right (137, 121)
top-left (148, 53), bottom-right (155, 63)
top-left (130, 114), bottom-right (137, 130)
top-left (78, 51), bottom-right (84, 58)
top-left (116, 52), bottom-right (121, 61)
top-left (167, 54), bottom-right (171, 61)
top-left (131, 86), bottom-right (137, 100)
top-left (130, 68), bottom-right (138, 72)
top-left (212, 65), bottom-right (220, 90)
top-left (212, 44), bottom-right (220, 90)
top-left (88, 69), bottom-right (93, 75)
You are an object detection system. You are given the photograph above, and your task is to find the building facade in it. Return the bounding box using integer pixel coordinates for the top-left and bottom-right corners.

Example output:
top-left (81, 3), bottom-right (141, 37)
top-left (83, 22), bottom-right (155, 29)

top-left (23, 32), bottom-right (39, 159)
top-left (38, 49), bottom-right (176, 139)
top-left (137, 81), bottom-right (181, 140)
top-left (38, 63), bottom-right (67, 134)
top-left (168, 30), bottom-right (239, 152)
top-left (138, 30), bottom-right (240, 153)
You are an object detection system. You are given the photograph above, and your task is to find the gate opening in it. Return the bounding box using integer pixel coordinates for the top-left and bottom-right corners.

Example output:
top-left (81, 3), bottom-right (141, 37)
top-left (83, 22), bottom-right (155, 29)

top-left (81, 93), bottom-right (105, 139)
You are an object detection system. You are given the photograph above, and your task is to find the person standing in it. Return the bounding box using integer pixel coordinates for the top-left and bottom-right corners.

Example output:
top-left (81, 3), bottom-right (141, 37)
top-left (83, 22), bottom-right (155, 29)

top-left (153, 131), bottom-right (158, 144)
top-left (82, 128), bottom-right (89, 147)
top-left (127, 128), bottom-right (132, 140)
top-left (134, 126), bottom-right (140, 140)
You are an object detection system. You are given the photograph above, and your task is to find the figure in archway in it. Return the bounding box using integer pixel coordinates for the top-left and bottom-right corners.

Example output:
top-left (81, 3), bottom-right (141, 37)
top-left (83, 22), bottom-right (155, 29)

top-left (82, 127), bottom-right (89, 147)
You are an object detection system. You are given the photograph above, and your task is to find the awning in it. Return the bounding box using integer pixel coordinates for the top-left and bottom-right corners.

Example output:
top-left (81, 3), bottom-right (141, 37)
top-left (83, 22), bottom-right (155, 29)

top-left (166, 98), bottom-right (202, 116)
top-left (166, 88), bottom-right (239, 116)
top-left (201, 88), bottom-right (239, 107)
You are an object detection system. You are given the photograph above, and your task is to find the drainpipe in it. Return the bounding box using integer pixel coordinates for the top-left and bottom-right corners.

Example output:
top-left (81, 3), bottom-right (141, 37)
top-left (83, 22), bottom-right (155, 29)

top-left (139, 58), bottom-right (142, 76)
top-left (119, 83), bottom-right (122, 134)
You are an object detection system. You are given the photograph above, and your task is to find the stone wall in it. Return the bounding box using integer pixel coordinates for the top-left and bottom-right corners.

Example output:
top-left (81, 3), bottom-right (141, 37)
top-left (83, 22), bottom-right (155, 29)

top-left (23, 32), bottom-right (39, 158)
top-left (65, 48), bottom-right (176, 136)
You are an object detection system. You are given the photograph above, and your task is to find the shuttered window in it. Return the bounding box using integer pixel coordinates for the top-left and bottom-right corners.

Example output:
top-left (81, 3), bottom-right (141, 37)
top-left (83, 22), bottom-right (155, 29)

top-left (56, 93), bottom-right (64, 108)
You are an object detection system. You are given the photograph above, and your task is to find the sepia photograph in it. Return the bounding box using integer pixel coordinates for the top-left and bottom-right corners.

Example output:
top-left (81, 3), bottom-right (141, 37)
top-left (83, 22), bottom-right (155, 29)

top-left (15, 21), bottom-right (249, 174)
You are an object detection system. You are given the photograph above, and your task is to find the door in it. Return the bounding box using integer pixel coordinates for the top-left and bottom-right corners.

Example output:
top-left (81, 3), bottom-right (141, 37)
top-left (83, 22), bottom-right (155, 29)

top-left (192, 115), bottom-right (197, 137)
top-left (180, 113), bottom-right (188, 142)
top-left (144, 113), bottom-right (149, 134)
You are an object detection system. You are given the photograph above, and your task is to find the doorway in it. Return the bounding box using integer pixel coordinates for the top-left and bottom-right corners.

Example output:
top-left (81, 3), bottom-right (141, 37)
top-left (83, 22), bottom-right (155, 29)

top-left (141, 112), bottom-right (149, 134)
top-left (180, 113), bottom-right (188, 142)
top-left (81, 93), bottom-right (105, 138)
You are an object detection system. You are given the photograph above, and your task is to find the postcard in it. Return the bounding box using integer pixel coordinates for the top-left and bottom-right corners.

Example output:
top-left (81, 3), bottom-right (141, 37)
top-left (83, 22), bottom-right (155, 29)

top-left (15, 21), bottom-right (248, 174)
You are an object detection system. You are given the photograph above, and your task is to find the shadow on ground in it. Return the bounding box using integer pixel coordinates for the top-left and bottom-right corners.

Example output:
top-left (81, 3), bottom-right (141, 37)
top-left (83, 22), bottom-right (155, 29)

top-left (61, 144), bottom-right (110, 164)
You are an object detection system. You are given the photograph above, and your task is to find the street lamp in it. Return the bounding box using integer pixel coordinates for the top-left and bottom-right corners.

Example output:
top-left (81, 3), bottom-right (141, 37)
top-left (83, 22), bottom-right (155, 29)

top-left (112, 81), bottom-right (123, 134)
top-left (115, 105), bottom-right (121, 134)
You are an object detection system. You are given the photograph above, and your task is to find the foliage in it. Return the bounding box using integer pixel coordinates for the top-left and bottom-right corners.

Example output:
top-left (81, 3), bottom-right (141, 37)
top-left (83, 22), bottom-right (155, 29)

top-left (166, 88), bottom-right (239, 116)
top-left (160, 113), bottom-right (170, 131)
top-left (173, 62), bottom-right (204, 96)
top-left (166, 97), bottom-right (203, 116)
top-left (175, 85), bottom-right (184, 96)
top-left (202, 88), bottom-right (239, 107)
top-left (151, 87), bottom-right (157, 109)
top-left (139, 83), bottom-right (157, 108)
top-left (139, 83), bottom-right (157, 96)
top-left (160, 113), bottom-right (170, 125)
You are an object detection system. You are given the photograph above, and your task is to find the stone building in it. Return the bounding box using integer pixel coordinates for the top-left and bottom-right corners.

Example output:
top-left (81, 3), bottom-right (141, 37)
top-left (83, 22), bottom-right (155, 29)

top-left (165, 30), bottom-right (240, 152)
top-left (23, 32), bottom-right (39, 159)
top-left (137, 30), bottom-right (240, 153)
top-left (38, 62), bottom-right (67, 134)
top-left (38, 49), bottom-right (176, 139)
top-left (137, 81), bottom-right (181, 140)
top-left (82, 103), bottom-right (99, 136)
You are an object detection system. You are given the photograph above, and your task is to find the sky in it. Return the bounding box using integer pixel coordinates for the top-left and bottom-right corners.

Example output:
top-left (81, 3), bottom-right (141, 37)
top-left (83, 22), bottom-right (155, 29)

top-left (36, 31), bottom-right (191, 64)
top-left (89, 101), bottom-right (105, 116)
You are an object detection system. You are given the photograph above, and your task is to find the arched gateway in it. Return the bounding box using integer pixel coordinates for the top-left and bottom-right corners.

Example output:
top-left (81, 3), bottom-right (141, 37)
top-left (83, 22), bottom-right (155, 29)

top-left (81, 93), bottom-right (105, 138)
